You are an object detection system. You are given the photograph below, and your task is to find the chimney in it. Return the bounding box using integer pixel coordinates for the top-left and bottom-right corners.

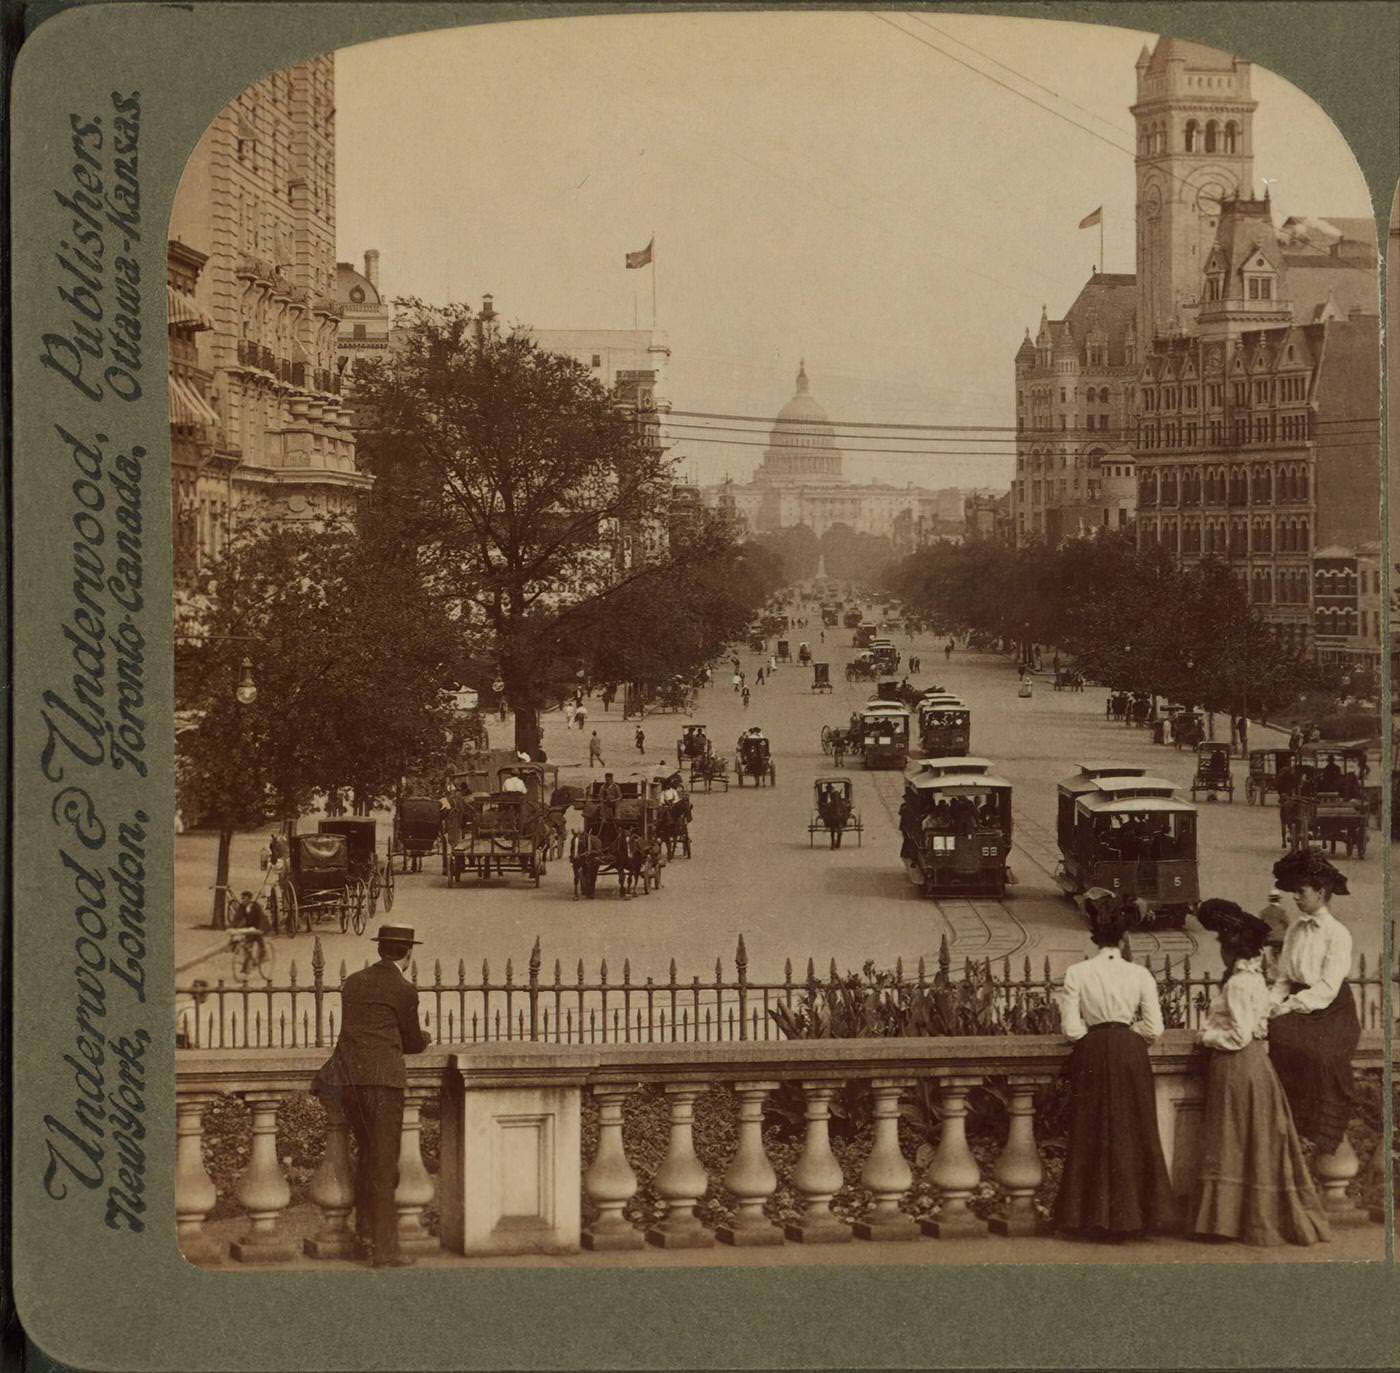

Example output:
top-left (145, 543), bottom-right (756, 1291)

top-left (363, 249), bottom-right (380, 289)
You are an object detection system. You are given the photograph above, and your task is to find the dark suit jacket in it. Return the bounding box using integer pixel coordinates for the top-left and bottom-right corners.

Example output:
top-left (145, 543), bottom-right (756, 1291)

top-left (315, 958), bottom-right (428, 1090)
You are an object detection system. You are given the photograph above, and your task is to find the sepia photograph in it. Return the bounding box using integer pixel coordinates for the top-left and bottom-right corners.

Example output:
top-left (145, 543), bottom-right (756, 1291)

top-left (155, 8), bottom-right (1392, 1276)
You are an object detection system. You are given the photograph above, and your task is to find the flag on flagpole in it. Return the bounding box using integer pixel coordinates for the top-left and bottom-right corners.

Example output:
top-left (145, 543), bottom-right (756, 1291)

top-left (1078, 207), bottom-right (1102, 230)
top-left (625, 238), bottom-right (654, 269)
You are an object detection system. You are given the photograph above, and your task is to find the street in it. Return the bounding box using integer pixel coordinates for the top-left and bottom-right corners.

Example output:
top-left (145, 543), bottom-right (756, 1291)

top-left (174, 614), bottom-right (1384, 1003)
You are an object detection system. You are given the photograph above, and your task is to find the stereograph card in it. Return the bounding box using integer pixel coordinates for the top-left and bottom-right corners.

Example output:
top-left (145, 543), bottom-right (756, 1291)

top-left (5, 1), bottom-right (1398, 1369)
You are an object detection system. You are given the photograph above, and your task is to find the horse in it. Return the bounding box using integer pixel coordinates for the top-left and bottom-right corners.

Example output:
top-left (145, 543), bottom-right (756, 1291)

top-left (816, 790), bottom-right (851, 849)
top-left (657, 798), bottom-right (692, 859)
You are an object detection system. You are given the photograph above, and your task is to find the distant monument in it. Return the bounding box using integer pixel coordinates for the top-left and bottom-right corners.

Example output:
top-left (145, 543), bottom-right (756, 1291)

top-left (816, 553), bottom-right (829, 581)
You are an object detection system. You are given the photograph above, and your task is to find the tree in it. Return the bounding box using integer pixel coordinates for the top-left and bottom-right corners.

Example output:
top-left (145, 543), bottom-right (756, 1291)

top-left (352, 303), bottom-right (764, 753)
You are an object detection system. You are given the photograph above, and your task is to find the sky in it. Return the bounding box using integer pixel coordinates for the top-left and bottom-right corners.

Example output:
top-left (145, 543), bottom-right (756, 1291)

top-left (333, 10), bottom-right (1373, 492)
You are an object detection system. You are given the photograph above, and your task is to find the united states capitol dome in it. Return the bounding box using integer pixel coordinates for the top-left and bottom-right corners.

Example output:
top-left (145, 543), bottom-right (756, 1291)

top-left (753, 361), bottom-right (845, 485)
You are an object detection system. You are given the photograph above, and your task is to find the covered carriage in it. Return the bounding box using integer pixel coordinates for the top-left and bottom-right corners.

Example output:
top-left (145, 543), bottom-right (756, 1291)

top-left (797, 642), bottom-right (812, 666)
top-left (677, 723), bottom-right (712, 765)
top-left (318, 817), bottom-right (394, 916)
top-left (1188, 742), bottom-right (1234, 802)
top-left (808, 776), bottom-right (862, 848)
top-left (1054, 763), bottom-right (1198, 929)
top-left (776, 638), bottom-right (791, 663)
top-left (268, 832), bottom-right (357, 936)
top-left (391, 794), bottom-right (443, 873)
top-left (734, 730), bottom-right (776, 787)
top-left (812, 662), bottom-right (833, 693)
top-left (845, 652), bottom-right (879, 682)
top-left (899, 762), bottom-right (1012, 898)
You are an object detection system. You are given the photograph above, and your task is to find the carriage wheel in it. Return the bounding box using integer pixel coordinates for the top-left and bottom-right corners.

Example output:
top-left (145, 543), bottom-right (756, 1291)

top-left (366, 868), bottom-right (380, 917)
top-left (441, 835), bottom-right (450, 876)
top-left (267, 886), bottom-right (282, 937)
top-left (339, 888), bottom-right (351, 933)
top-left (382, 859), bottom-right (395, 912)
top-left (287, 884), bottom-right (307, 935)
top-left (768, 762), bottom-right (777, 787)
top-left (1245, 777), bottom-right (1257, 804)
top-left (820, 725), bottom-right (833, 754)
top-left (1357, 825), bottom-right (1368, 859)
top-left (351, 886), bottom-right (368, 936)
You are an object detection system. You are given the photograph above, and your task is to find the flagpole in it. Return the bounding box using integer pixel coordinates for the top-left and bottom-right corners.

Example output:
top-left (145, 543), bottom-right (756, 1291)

top-left (650, 231), bottom-right (657, 330)
top-left (1100, 215), bottom-right (1104, 275)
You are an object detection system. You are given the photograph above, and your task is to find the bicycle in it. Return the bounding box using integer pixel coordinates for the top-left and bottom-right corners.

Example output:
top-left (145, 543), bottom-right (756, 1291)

top-left (225, 927), bottom-right (275, 984)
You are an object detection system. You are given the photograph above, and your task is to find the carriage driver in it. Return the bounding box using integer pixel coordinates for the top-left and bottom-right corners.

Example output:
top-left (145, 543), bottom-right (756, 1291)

top-left (599, 772), bottom-right (622, 821)
top-left (501, 769), bottom-right (528, 795)
top-left (659, 775), bottom-right (681, 807)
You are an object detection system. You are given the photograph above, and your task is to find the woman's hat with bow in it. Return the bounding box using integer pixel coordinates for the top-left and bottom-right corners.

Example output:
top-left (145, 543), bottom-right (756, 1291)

top-left (1272, 849), bottom-right (1350, 897)
top-left (1195, 898), bottom-right (1271, 953)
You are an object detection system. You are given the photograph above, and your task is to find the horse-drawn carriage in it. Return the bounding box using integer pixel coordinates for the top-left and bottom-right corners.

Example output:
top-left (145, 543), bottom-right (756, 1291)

top-left (1170, 711), bottom-right (1204, 748)
top-left (570, 776), bottom-right (665, 898)
top-left (1054, 763), bottom-right (1198, 929)
top-left (808, 777), bottom-right (863, 848)
top-left (812, 662), bottom-right (833, 693)
top-left (267, 832), bottom-right (359, 935)
top-left (1246, 748), bottom-right (1294, 804)
top-left (1189, 742), bottom-right (1234, 802)
top-left (391, 794), bottom-right (443, 873)
top-left (917, 698), bottom-right (970, 758)
top-left (858, 705), bottom-right (909, 770)
top-left (776, 638), bottom-right (791, 663)
top-left (734, 730), bottom-right (776, 787)
top-left (677, 723), bottom-right (712, 766)
top-left (797, 642), bottom-right (812, 666)
top-left (1283, 745), bottom-right (1372, 859)
top-left (447, 792), bottom-right (552, 887)
top-left (653, 677), bottom-right (698, 714)
top-left (748, 633), bottom-right (767, 653)
top-left (653, 774), bottom-right (693, 859)
top-left (318, 818), bottom-right (394, 916)
top-left (870, 640), bottom-right (900, 674)
top-left (899, 759), bottom-right (1012, 897)
top-left (845, 652), bottom-right (879, 682)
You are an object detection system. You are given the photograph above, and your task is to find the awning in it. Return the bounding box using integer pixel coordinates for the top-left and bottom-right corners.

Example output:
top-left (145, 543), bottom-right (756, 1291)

top-left (168, 375), bottom-right (221, 429)
top-left (167, 284), bottom-right (212, 330)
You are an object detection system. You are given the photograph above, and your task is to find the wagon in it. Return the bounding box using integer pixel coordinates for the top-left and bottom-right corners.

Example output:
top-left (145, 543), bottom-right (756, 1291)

top-left (809, 776), bottom-right (862, 848)
top-left (268, 832), bottom-right (356, 936)
top-left (447, 793), bottom-right (552, 886)
top-left (1189, 742), bottom-right (1234, 802)
top-left (570, 776), bottom-right (665, 898)
top-left (392, 794), bottom-right (442, 872)
top-left (812, 662), bottom-right (833, 693)
top-left (689, 750), bottom-right (730, 792)
top-left (318, 817), bottom-right (394, 916)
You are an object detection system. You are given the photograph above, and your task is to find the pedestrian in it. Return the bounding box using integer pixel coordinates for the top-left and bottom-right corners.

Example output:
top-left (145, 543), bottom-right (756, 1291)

top-left (311, 922), bottom-right (430, 1268)
top-left (1257, 886), bottom-right (1293, 991)
top-left (819, 630), bottom-right (825, 644)
top-left (1053, 889), bottom-right (1174, 1240)
top-left (732, 671), bottom-right (742, 693)
top-left (574, 703), bottom-right (588, 731)
top-left (1266, 851), bottom-right (1359, 1156)
top-left (1191, 899), bottom-right (1330, 1246)
top-left (741, 687), bottom-right (751, 709)
top-left (635, 725), bottom-right (646, 754)
top-left (1288, 722), bottom-right (1303, 754)
top-left (589, 730), bottom-right (604, 767)
top-left (1236, 715), bottom-right (1249, 758)
top-left (946, 640), bottom-right (953, 661)
top-left (768, 654), bottom-right (777, 674)
top-left (756, 667), bottom-right (765, 687)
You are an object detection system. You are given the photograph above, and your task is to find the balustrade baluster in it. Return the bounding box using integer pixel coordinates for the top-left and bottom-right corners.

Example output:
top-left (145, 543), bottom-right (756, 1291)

top-left (304, 1096), bottom-right (356, 1258)
top-left (717, 1081), bottom-right (782, 1246)
top-left (853, 1079), bottom-right (917, 1241)
top-left (583, 1088), bottom-right (642, 1250)
top-left (989, 1076), bottom-right (1045, 1236)
top-left (646, 1083), bottom-right (714, 1248)
top-left (784, 1081), bottom-right (851, 1243)
top-left (920, 1076), bottom-right (987, 1238)
top-left (395, 1086), bottom-right (439, 1253)
top-left (1313, 1132), bottom-right (1368, 1225)
top-left (175, 1093), bottom-right (221, 1262)
top-left (230, 1091), bottom-right (296, 1261)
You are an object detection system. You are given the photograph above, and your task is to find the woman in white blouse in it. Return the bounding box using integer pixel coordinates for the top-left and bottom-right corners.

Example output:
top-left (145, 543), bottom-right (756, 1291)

top-left (1053, 890), bottom-right (1174, 1240)
top-left (1191, 899), bottom-right (1330, 1246)
top-left (1266, 851), bottom-right (1359, 1154)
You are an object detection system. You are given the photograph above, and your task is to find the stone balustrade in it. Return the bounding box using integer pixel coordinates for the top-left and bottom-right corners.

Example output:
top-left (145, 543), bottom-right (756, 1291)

top-left (176, 1029), bottom-right (1384, 1264)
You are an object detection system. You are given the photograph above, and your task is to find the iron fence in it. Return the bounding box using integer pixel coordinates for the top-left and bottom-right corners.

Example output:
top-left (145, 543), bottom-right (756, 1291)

top-left (175, 934), bottom-right (1395, 1052)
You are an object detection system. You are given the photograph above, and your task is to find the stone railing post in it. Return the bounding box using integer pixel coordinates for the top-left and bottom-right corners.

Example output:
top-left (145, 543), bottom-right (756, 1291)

top-left (1314, 1132), bottom-right (1368, 1226)
top-left (230, 1091), bottom-right (297, 1262)
top-left (583, 1088), bottom-right (642, 1250)
top-left (784, 1081), bottom-right (851, 1244)
top-left (854, 1078), bottom-right (917, 1241)
top-left (396, 1086), bottom-right (439, 1254)
top-left (990, 1075), bottom-right (1045, 1237)
top-left (303, 1095), bottom-right (356, 1259)
top-left (717, 1080), bottom-right (782, 1246)
top-left (920, 1076), bottom-right (987, 1238)
top-left (175, 1093), bottom-right (222, 1263)
top-left (646, 1083), bottom-right (714, 1248)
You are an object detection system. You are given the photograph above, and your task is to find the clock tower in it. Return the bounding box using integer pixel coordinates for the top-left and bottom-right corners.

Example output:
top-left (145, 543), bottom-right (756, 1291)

top-left (1132, 36), bottom-right (1256, 343)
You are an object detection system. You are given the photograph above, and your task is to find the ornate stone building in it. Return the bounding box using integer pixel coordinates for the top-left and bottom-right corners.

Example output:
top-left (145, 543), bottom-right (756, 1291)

top-left (168, 53), bottom-right (368, 576)
top-left (701, 363), bottom-right (965, 541)
top-left (1127, 34), bottom-right (1379, 654)
top-left (1010, 273), bottom-right (1140, 545)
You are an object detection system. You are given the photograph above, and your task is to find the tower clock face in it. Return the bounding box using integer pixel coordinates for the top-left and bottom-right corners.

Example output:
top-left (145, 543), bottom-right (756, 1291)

top-left (1196, 182), bottom-right (1227, 217)
top-left (1142, 184), bottom-right (1162, 220)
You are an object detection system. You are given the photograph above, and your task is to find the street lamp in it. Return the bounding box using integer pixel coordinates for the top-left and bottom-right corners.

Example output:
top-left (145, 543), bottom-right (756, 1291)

top-left (235, 657), bottom-right (258, 706)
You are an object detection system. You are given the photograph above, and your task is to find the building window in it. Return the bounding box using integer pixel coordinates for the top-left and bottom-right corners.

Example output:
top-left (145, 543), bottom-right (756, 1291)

top-left (352, 323), bottom-right (366, 340)
top-left (591, 354), bottom-right (602, 368)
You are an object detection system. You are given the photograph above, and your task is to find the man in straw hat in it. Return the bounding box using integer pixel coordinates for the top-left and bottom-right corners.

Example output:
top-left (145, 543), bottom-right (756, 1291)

top-left (312, 923), bottom-right (431, 1267)
top-left (1266, 851), bottom-right (1358, 1155)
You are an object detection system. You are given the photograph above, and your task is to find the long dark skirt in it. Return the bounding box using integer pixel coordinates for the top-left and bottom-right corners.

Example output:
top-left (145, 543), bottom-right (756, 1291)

top-left (1191, 1041), bottom-right (1331, 1246)
top-left (1268, 981), bottom-right (1359, 1153)
top-left (1054, 1023), bottom-right (1176, 1237)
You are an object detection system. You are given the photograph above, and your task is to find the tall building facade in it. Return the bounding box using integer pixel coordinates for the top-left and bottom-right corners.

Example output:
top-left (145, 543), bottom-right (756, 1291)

top-left (1010, 273), bottom-right (1139, 544)
top-left (168, 52), bottom-right (368, 575)
top-left (700, 364), bottom-right (966, 542)
top-left (1128, 34), bottom-right (1379, 658)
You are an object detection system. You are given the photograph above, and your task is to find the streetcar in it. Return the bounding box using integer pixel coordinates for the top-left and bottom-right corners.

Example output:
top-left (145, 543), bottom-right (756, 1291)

top-left (899, 765), bottom-right (1013, 898)
top-left (917, 699), bottom-right (970, 757)
top-left (857, 704), bottom-right (909, 770)
top-left (1053, 763), bottom-right (1198, 929)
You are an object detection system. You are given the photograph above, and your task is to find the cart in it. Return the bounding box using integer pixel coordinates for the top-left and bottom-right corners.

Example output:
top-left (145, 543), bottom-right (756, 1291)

top-left (735, 731), bottom-right (776, 787)
top-left (447, 793), bottom-right (551, 887)
top-left (268, 833), bottom-right (355, 935)
top-left (318, 817), bottom-right (394, 917)
top-left (809, 776), bottom-right (862, 848)
top-left (1189, 742), bottom-right (1234, 802)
